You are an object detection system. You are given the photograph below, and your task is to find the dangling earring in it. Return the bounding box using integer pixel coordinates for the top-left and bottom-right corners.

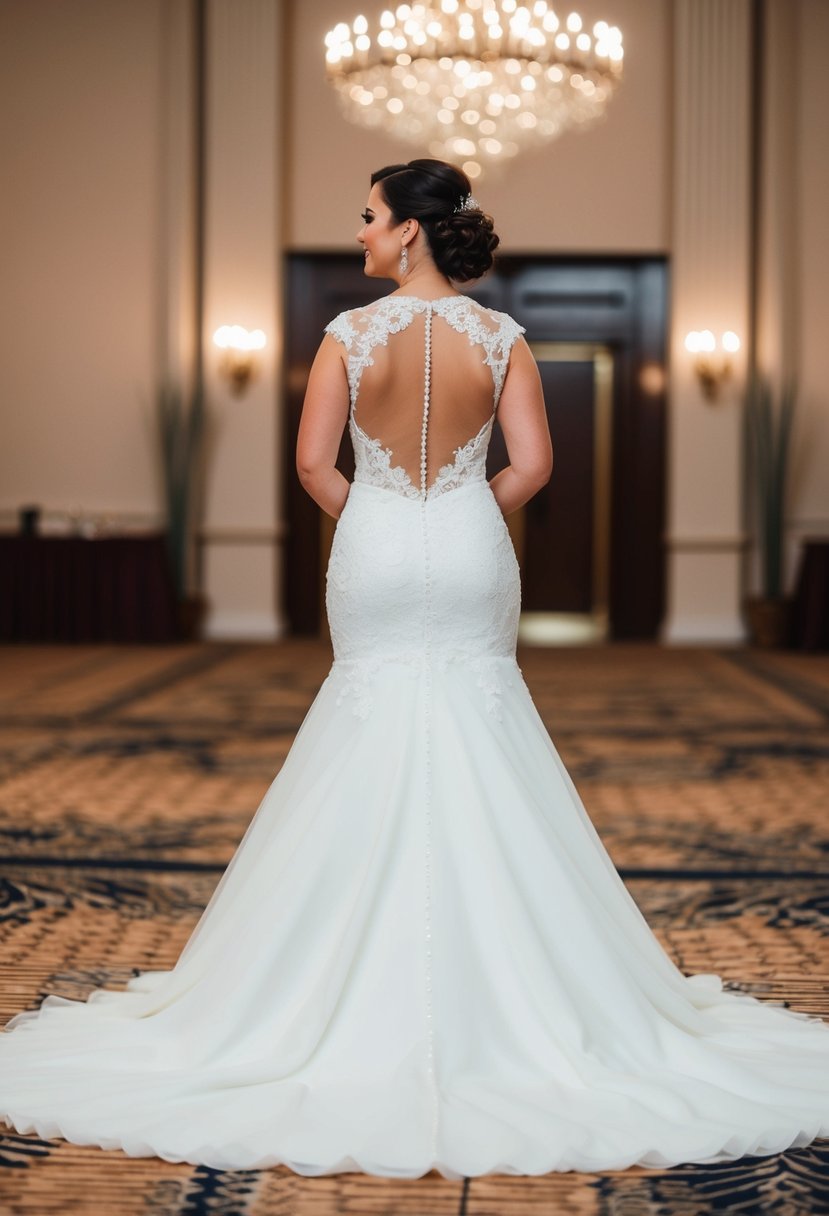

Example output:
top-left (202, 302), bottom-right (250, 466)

top-left (399, 243), bottom-right (408, 275)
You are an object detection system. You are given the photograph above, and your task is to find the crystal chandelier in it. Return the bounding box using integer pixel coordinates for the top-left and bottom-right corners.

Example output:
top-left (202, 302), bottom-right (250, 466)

top-left (324, 2), bottom-right (624, 179)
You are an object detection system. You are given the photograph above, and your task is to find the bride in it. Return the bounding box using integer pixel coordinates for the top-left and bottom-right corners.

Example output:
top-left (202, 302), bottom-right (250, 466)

top-left (0, 157), bottom-right (827, 1179)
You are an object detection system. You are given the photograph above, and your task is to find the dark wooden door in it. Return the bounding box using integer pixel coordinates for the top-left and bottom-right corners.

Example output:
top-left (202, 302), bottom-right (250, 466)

top-left (284, 255), bottom-right (667, 640)
top-left (526, 359), bottom-right (595, 612)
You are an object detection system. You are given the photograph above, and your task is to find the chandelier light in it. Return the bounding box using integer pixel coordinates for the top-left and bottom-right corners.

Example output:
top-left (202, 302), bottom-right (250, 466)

top-left (324, 2), bottom-right (624, 179)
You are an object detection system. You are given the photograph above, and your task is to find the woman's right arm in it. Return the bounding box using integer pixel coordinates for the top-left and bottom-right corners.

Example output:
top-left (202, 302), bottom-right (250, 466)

top-left (296, 334), bottom-right (352, 520)
top-left (488, 336), bottom-right (553, 515)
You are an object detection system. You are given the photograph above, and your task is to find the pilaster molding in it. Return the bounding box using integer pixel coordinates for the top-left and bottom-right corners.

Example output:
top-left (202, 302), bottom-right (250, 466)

top-left (662, 0), bottom-right (754, 644)
top-left (755, 0), bottom-right (799, 391)
top-left (157, 0), bottom-right (198, 393)
top-left (201, 0), bottom-right (287, 639)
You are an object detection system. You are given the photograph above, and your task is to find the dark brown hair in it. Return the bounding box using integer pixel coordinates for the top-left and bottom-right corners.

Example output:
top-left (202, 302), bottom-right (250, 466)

top-left (371, 158), bottom-right (500, 283)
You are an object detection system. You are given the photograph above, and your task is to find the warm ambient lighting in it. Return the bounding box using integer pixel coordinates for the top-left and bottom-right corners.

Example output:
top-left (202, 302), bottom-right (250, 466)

top-left (213, 326), bottom-right (267, 397)
top-left (324, 5), bottom-right (624, 179)
top-left (684, 330), bottom-right (741, 401)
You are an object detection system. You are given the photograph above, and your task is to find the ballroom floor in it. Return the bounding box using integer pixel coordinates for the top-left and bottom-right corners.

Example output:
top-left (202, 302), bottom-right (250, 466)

top-left (0, 640), bottom-right (827, 1215)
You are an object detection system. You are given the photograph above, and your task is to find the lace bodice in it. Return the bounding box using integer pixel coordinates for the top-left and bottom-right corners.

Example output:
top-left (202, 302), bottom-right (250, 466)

top-left (322, 292), bottom-right (526, 723)
top-left (324, 294), bottom-right (526, 501)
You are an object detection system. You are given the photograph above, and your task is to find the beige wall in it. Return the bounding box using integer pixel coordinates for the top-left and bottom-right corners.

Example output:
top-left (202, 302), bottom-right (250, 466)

top-left (0, 0), bottom-right (165, 522)
top-left (288, 0), bottom-right (671, 254)
top-left (1, 0), bottom-right (827, 638)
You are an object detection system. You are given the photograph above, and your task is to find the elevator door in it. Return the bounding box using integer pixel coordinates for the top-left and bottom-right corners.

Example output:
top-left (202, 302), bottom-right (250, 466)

top-left (492, 343), bottom-right (613, 644)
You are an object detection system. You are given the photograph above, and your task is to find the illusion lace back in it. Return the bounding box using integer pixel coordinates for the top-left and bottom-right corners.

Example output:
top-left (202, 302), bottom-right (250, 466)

top-left (325, 294), bottom-right (521, 500)
top-left (322, 295), bottom-right (527, 717)
top-left (0, 293), bottom-right (828, 1180)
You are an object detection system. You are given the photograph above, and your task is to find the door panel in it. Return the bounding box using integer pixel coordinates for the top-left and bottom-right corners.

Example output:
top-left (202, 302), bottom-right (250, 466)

top-left (487, 345), bottom-right (613, 638)
top-left (526, 359), bottom-right (594, 612)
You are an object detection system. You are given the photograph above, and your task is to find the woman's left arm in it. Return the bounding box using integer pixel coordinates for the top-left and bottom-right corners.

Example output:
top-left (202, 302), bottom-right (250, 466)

top-left (296, 335), bottom-right (352, 519)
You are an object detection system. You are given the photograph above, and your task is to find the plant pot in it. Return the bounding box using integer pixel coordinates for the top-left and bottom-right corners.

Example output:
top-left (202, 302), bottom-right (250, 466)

top-left (177, 591), bottom-right (209, 641)
top-left (743, 595), bottom-right (792, 648)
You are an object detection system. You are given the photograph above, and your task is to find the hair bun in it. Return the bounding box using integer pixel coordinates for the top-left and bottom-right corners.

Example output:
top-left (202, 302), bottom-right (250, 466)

top-left (371, 157), bottom-right (501, 284)
top-left (430, 208), bottom-right (499, 283)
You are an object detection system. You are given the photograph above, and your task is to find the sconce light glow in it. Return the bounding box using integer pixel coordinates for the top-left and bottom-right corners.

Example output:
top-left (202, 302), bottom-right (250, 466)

top-left (684, 330), bottom-right (715, 353)
top-left (212, 325), bottom-right (267, 397)
top-left (213, 325), bottom-right (267, 352)
top-left (684, 329), bottom-right (739, 354)
top-left (684, 329), bottom-right (741, 403)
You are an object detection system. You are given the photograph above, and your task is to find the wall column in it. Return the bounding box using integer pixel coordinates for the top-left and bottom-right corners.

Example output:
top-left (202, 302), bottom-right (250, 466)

top-left (662, 0), bottom-right (754, 643)
top-left (201, 0), bottom-right (287, 640)
top-left (754, 0), bottom-right (819, 594)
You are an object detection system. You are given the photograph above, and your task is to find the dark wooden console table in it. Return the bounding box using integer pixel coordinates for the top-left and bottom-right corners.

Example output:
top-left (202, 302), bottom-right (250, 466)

top-left (791, 538), bottom-right (829, 651)
top-left (0, 532), bottom-right (179, 642)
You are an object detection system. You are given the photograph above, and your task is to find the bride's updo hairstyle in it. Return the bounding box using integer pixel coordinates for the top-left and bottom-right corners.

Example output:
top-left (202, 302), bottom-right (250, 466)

top-left (371, 158), bottom-right (500, 283)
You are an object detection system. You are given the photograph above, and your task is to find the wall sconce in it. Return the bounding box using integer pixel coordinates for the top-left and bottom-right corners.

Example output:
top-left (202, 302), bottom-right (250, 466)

top-left (684, 330), bottom-right (741, 401)
top-left (213, 325), bottom-right (267, 396)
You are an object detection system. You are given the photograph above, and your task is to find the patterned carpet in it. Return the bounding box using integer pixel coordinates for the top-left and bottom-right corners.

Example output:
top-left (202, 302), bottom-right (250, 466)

top-left (0, 641), bottom-right (827, 1215)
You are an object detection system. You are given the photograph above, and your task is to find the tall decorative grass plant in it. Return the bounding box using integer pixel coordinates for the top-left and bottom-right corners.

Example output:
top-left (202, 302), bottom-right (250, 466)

top-left (154, 380), bottom-right (209, 635)
top-left (742, 373), bottom-right (797, 646)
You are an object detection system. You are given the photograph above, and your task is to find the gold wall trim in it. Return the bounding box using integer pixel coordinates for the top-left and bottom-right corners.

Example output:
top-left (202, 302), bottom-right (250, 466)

top-left (197, 525), bottom-right (287, 545)
top-left (665, 534), bottom-right (750, 552)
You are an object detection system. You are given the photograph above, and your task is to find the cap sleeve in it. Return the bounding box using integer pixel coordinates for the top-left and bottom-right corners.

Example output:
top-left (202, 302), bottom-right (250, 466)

top-left (502, 314), bottom-right (526, 349)
top-left (323, 310), bottom-right (356, 351)
top-left (491, 312), bottom-right (528, 409)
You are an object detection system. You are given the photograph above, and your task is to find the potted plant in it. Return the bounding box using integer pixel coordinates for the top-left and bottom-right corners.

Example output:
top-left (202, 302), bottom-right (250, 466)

top-left (742, 372), bottom-right (797, 648)
top-left (154, 379), bottom-right (210, 640)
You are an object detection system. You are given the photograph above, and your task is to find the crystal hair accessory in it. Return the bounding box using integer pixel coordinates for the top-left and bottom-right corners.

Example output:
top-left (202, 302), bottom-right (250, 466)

top-left (453, 192), bottom-right (480, 214)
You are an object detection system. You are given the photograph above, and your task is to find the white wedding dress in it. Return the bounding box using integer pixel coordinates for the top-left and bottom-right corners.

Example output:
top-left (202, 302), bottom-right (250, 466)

top-left (1, 293), bottom-right (828, 1179)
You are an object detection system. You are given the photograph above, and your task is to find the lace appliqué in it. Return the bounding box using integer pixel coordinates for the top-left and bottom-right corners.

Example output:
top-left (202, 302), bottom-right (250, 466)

top-left (468, 656), bottom-right (517, 722)
top-left (349, 419), bottom-right (421, 501)
top-left (429, 415), bottom-right (495, 498)
top-left (325, 295), bottom-right (525, 412)
top-left (325, 299), bottom-right (422, 409)
top-left (350, 414), bottom-right (495, 501)
top-left (322, 312), bottom-right (358, 352)
top-left (429, 297), bottom-right (526, 409)
top-left (331, 656), bottom-right (386, 720)
top-left (324, 296), bottom-right (526, 503)
top-left (331, 654), bottom-right (519, 722)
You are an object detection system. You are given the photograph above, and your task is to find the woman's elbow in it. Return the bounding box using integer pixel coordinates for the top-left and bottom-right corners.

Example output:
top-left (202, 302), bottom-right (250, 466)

top-left (296, 454), bottom-right (327, 486)
top-left (523, 449), bottom-right (553, 490)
